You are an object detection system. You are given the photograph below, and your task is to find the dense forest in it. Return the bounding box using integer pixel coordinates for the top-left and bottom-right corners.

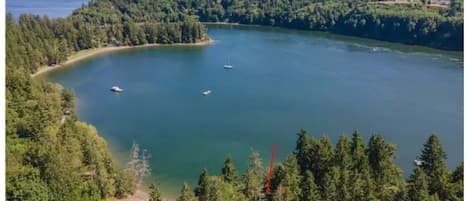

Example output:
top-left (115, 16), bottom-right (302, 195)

top-left (6, 0), bottom-right (463, 200)
top-left (6, 0), bottom-right (208, 74)
top-left (176, 0), bottom-right (463, 50)
top-left (5, 0), bottom-right (208, 200)
top-left (156, 130), bottom-right (463, 201)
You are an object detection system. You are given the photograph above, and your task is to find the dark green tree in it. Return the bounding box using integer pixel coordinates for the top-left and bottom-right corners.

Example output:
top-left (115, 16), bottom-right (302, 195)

top-left (407, 167), bottom-right (434, 201)
top-left (222, 155), bottom-right (239, 184)
top-left (300, 170), bottom-right (320, 201)
top-left (419, 134), bottom-right (451, 199)
top-left (273, 155), bottom-right (301, 201)
top-left (194, 169), bottom-right (209, 201)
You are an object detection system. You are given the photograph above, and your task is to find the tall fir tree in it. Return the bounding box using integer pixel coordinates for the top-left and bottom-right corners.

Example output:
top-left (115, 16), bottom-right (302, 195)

top-left (367, 135), bottom-right (401, 189)
top-left (311, 135), bottom-right (334, 186)
top-left (295, 129), bottom-right (311, 174)
top-left (419, 134), bottom-right (451, 199)
top-left (273, 155), bottom-right (302, 201)
top-left (350, 129), bottom-right (368, 172)
top-left (322, 167), bottom-right (340, 201)
top-left (242, 150), bottom-right (264, 201)
top-left (300, 170), bottom-right (320, 201)
top-left (222, 155), bottom-right (239, 184)
top-left (406, 167), bottom-right (434, 201)
top-left (194, 169), bottom-right (209, 201)
top-left (177, 183), bottom-right (197, 201)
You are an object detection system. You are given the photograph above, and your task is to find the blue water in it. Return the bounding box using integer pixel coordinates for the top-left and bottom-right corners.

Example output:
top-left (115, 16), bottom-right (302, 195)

top-left (43, 25), bottom-right (463, 196)
top-left (6, 0), bottom-right (87, 18)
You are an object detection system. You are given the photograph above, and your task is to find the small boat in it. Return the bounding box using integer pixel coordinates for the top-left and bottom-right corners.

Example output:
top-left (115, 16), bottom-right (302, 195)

top-left (414, 159), bottom-right (424, 166)
top-left (224, 57), bottom-right (233, 69)
top-left (110, 86), bottom-right (124, 92)
top-left (202, 90), bottom-right (212, 96)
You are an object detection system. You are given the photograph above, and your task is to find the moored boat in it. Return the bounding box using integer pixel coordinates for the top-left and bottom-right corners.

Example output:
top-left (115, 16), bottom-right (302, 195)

top-left (110, 86), bottom-right (124, 92)
top-left (202, 90), bottom-right (212, 96)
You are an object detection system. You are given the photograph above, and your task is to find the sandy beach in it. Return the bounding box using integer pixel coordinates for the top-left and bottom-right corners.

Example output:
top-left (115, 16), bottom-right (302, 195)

top-left (31, 39), bottom-right (213, 78)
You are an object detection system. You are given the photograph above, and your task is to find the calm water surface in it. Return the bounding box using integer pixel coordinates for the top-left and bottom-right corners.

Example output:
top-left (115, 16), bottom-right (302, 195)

top-left (6, 0), bottom-right (87, 18)
top-left (44, 26), bottom-right (463, 196)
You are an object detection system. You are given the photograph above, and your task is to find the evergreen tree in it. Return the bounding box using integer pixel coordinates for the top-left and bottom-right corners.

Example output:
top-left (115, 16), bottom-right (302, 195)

top-left (194, 169), bottom-right (209, 201)
top-left (311, 135), bottom-right (334, 186)
top-left (335, 135), bottom-right (351, 169)
top-left (322, 167), bottom-right (340, 201)
top-left (242, 150), bottom-right (264, 201)
top-left (407, 167), bottom-right (433, 201)
top-left (177, 183), bottom-right (197, 201)
top-left (419, 134), bottom-right (451, 199)
top-left (295, 128), bottom-right (311, 173)
top-left (300, 170), bottom-right (320, 201)
top-left (367, 135), bottom-right (401, 186)
top-left (450, 162), bottom-right (463, 200)
top-left (205, 176), bottom-right (247, 201)
top-left (274, 155), bottom-right (302, 201)
top-left (350, 129), bottom-right (368, 172)
top-left (222, 155), bottom-right (239, 184)
top-left (349, 169), bottom-right (377, 201)
top-left (149, 184), bottom-right (163, 201)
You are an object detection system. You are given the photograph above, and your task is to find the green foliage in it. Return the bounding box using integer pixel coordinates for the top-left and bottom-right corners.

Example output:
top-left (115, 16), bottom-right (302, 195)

top-left (204, 176), bottom-right (247, 201)
top-left (177, 0), bottom-right (462, 50)
top-left (407, 167), bottom-right (434, 201)
top-left (194, 169), bottom-right (210, 200)
top-left (419, 134), bottom-right (452, 200)
top-left (299, 170), bottom-right (320, 201)
top-left (272, 155), bottom-right (301, 201)
top-left (222, 155), bottom-right (239, 184)
top-left (242, 150), bottom-right (264, 201)
top-left (6, 0), bottom-right (208, 74)
top-left (149, 184), bottom-right (163, 201)
top-left (177, 183), bottom-right (198, 201)
top-left (6, 28), bottom-right (133, 201)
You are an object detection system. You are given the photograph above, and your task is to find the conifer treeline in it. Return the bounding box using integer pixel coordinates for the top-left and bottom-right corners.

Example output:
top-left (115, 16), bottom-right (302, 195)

top-left (170, 129), bottom-right (463, 201)
top-left (6, 0), bottom-right (208, 74)
top-left (176, 0), bottom-right (463, 50)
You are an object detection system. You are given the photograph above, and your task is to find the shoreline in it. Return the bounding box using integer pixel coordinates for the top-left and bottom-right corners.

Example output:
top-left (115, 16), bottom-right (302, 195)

top-left (203, 22), bottom-right (463, 53)
top-left (31, 39), bottom-right (213, 78)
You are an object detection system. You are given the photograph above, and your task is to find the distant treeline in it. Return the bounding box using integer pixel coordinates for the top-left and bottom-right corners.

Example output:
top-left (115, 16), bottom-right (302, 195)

top-left (6, 0), bottom-right (208, 74)
top-left (176, 0), bottom-right (463, 50)
top-left (167, 129), bottom-right (463, 201)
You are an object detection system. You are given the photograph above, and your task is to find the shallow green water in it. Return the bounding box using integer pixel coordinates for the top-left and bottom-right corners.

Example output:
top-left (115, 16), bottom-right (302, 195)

top-left (45, 25), bottom-right (463, 196)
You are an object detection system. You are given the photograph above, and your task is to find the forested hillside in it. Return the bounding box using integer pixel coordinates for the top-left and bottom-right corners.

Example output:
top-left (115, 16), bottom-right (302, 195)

top-left (6, 0), bottom-right (463, 200)
top-left (169, 130), bottom-right (463, 201)
top-left (176, 0), bottom-right (463, 50)
top-left (6, 0), bottom-right (208, 74)
top-left (5, 0), bottom-right (208, 200)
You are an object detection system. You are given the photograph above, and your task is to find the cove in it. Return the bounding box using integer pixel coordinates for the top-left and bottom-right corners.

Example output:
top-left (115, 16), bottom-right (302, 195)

top-left (44, 25), bottom-right (463, 196)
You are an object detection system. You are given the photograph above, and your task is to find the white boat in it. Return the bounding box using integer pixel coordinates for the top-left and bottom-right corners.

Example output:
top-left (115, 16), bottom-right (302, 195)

top-left (110, 86), bottom-right (124, 92)
top-left (414, 159), bottom-right (424, 166)
top-left (202, 90), bottom-right (212, 96)
top-left (224, 57), bottom-right (233, 69)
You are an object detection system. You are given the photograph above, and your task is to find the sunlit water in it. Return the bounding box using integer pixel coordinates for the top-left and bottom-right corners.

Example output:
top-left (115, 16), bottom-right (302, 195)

top-left (42, 26), bottom-right (463, 197)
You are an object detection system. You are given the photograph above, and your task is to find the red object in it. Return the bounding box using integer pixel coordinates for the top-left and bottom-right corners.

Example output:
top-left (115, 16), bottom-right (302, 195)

top-left (265, 143), bottom-right (276, 195)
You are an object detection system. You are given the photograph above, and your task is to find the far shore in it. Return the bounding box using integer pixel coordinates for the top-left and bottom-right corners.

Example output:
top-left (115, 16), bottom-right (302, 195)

top-left (31, 38), bottom-right (213, 78)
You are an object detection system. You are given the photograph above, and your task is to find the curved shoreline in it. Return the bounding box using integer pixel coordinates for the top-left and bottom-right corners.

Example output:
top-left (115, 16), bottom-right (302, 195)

top-left (31, 39), bottom-right (213, 78)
